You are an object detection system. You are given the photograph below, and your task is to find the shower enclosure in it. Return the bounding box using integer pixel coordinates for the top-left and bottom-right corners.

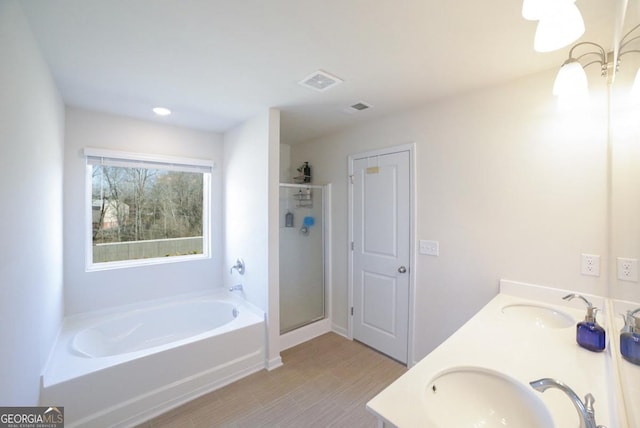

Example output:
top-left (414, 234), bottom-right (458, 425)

top-left (279, 183), bottom-right (325, 334)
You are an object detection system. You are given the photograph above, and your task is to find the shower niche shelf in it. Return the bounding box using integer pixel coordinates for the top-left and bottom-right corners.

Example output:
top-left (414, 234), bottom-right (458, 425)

top-left (293, 188), bottom-right (312, 208)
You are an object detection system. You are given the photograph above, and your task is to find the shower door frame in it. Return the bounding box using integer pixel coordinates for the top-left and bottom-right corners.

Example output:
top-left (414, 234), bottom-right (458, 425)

top-left (278, 183), bottom-right (330, 335)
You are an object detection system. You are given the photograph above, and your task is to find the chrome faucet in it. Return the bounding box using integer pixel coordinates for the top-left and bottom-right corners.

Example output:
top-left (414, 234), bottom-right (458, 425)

top-left (530, 378), bottom-right (605, 428)
top-left (229, 284), bottom-right (243, 292)
top-left (230, 258), bottom-right (245, 275)
top-left (622, 308), bottom-right (640, 333)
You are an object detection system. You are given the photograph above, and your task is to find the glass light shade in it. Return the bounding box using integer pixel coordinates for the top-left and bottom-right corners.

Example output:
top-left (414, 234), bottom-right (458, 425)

top-left (522, 0), bottom-right (550, 21)
top-left (631, 68), bottom-right (640, 100)
top-left (534, 0), bottom-right (584, 52)
top-left (552, 60), bottom-right (588, 97)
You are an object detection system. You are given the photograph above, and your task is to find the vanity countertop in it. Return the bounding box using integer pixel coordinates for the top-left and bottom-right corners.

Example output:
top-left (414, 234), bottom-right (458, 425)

top-left (367, 280), bottom-right (623, 428)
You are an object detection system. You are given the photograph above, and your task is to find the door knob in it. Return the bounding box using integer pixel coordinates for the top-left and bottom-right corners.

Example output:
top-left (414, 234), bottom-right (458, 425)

top-left (398, 266), bottom-right (407, 273)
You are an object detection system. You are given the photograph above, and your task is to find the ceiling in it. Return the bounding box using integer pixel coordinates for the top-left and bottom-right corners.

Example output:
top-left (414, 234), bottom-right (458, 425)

top-left (21, 0), bottom-right (617, 145)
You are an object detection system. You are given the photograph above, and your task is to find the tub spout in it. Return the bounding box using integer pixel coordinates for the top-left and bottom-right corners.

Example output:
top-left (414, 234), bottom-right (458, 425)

top-left (529, 378), bottom-right (604, 428)
top-left (229, 284), bottom-right (243, 292)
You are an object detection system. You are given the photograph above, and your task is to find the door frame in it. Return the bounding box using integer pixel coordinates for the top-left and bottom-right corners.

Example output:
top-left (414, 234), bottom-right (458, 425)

top-left (347, 143), bottom-right (416, 366)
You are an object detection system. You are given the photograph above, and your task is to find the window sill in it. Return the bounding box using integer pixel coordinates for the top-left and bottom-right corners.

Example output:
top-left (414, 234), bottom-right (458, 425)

top-left (86, 253), bottom-right (210, 272)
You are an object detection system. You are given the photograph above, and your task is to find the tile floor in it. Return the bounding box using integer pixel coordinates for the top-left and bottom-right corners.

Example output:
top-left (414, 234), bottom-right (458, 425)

top-left (140, 332), bottom-right (407, 427)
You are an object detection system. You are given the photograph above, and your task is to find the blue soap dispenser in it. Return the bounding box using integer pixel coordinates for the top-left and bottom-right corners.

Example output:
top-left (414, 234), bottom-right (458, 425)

top-left (620, 308), bottom-right (640, 365)
top-left (563, 294), bottom-right (606, 352)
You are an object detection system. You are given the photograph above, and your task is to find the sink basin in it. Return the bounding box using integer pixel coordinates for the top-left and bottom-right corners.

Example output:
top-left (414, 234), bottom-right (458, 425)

top-left (502, 303), bottom-right (574, 329)
top-left (424, 367), bottom-right (553, 427)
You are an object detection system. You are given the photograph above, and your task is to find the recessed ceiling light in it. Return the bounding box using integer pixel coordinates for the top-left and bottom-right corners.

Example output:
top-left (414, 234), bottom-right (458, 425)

top-left (153, 107), bottom-right (171, 116)
top-left (298, 70), bottom-right (343, 92)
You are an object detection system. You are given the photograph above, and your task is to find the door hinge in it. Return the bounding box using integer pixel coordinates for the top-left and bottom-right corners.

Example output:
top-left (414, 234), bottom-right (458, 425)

top-left (351, 241), bottom-right (354, 251)
top-left (349, 174), bottom-right (354, 184)
top-left (351, 307), bottom-right (354, 316)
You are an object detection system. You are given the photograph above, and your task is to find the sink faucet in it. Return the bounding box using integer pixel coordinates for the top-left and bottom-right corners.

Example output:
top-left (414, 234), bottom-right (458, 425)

top-left (529, 378), bottom-right (605, 428)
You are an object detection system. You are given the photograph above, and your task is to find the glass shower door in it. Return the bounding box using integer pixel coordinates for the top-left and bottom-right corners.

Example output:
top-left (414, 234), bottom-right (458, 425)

top-left (279, 184), bottom-right (325, 334)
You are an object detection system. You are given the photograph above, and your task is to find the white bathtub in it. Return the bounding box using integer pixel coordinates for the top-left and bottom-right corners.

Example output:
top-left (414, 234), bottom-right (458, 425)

top-left (72, 300), bottom-right (239, 358)
top-left (40, 290), bottom-right (265, 427)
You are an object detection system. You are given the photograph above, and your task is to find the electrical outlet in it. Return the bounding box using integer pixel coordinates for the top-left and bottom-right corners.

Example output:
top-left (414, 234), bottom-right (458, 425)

top-left (581, 254), bottom-right (600, 277)
top-left (617, 257), bottom-right (638, 282)
top-left (419, 240), bottom-right (439, 256)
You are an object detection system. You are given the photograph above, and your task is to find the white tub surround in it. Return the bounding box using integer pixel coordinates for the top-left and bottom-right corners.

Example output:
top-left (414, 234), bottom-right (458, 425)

top-left (40, 290), bottom-right (265, 427)
top-left (367, 280), bottom-right (633, 428)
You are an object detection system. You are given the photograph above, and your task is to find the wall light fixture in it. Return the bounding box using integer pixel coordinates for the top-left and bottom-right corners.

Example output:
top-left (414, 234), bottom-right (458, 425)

top-left (552, 24), bottom-right (640, 98)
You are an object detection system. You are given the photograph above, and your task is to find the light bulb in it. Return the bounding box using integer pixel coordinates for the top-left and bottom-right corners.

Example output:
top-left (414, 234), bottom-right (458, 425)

top-left (522, 0), bottom-right (550, 21)
top-left (631, 68), bottom-right (640, 101)
top-left (553, 59), bottom-right (588, 97)
top-left (534, 0), bottom-right (584, 52)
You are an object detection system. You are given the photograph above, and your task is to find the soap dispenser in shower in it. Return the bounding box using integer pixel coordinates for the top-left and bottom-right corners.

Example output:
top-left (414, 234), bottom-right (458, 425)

top-left (285, 210), bottom-right (294, 228)
top-left (563, 294), bottom-right (606, 352)
top-left (620, 308), bottom-right (640, 365)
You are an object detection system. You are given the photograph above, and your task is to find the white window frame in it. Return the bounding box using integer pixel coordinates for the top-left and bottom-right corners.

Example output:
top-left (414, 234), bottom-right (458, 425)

top-left (84, 147), bottom-right (213, 271)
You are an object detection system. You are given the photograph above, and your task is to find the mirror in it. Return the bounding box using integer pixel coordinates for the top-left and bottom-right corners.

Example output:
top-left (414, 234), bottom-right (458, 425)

top-left (611, 0), bottom-right (640, 303)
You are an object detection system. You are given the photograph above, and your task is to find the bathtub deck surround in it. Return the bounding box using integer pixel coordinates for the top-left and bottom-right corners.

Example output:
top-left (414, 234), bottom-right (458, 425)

top-left (40, 289), bottom-right (265, 427)
top-left (143, 332), bottom-right (407, 427)
top-left (367, 280), bottom-right (634, 427)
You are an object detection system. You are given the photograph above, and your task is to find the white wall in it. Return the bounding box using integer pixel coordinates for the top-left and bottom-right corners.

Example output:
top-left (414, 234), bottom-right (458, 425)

top-left (224, 112), bottom-right (270, 309)
top-left (291, 69), bottom-right (609, 362)
top-left (280, 143), bottom-right (291, 183)
top-left (0, 0), bottom-right (65, 405)
top-left (64, 108), bottom-right (223, 314)
top-left (224, 109), bottom-right (281, 368)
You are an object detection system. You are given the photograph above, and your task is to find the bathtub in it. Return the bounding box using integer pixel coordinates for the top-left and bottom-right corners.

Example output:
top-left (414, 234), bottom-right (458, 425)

top-left (40, 290), bottom-right (265, 427)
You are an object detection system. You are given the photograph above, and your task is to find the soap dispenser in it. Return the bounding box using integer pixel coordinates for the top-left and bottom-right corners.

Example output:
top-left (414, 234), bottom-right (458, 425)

top-left (563, 294), bottom-right (606, 352)
top-left (620, 309), bottom-right (640, 365)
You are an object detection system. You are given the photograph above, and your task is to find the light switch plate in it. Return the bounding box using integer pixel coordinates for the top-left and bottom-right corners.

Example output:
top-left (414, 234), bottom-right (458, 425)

top-left (419, 240), bottom-right (439, 256)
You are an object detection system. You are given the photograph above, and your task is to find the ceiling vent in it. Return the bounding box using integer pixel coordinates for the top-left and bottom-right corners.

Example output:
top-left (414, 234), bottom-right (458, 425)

top-left (298, 70), bottom-right (343, 92)
top-left (343, 101), bottom-right (373, 114)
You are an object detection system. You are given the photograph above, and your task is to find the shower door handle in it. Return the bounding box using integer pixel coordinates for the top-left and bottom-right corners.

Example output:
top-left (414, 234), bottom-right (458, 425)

top-left (397, 266), bottom-right (407, 274)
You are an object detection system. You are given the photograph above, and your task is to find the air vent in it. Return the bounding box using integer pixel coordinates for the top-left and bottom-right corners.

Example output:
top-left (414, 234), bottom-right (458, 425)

top-left (350, 102), bottom-right (371, 111)
top-left (298, 70), bottom-right (343, 92)
top-left (343, 101), bottom-right (373, 114)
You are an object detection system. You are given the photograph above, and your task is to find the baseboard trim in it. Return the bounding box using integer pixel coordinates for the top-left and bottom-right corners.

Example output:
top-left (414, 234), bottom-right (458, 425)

top-left (331, 324), bottom-right (349, 339)
top-left (266, 356), bottom-right (283, 371)
top-left (280, 319), bottom-right (332, 352)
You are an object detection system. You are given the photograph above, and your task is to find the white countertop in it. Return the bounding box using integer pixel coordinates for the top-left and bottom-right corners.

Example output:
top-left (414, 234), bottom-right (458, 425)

top-left (366, 280), bottom-right (631, 428)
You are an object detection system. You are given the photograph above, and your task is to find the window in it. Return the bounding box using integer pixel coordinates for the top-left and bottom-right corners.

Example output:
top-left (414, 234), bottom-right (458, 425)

top-left (85, 148), bottom-right (212, 270)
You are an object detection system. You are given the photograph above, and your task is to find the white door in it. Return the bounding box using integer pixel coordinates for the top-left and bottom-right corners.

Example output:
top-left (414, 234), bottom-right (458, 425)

top-left (351, 149), bottom-right (411, 364)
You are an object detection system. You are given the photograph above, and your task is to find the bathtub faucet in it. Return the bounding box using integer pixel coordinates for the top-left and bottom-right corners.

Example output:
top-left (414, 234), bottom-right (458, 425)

top-left (229, 284), bottom-right (243, 292)
top-left (529, 378), bottom-right (604, 428)
top-left (230, 258), bottom-right (245, 275)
